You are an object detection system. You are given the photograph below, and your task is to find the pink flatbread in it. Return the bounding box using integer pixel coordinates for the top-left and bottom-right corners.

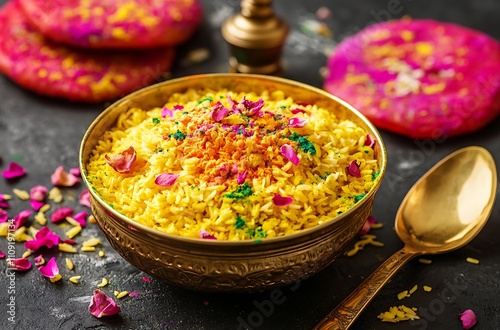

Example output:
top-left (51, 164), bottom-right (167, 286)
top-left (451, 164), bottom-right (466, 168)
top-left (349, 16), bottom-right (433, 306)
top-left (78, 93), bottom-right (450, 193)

top-left (324, 18), bottom-right (500, 138)
top-left (0, 1), bottom-right (175, 103)
top-left (18, 0), bottom-right (203, 49)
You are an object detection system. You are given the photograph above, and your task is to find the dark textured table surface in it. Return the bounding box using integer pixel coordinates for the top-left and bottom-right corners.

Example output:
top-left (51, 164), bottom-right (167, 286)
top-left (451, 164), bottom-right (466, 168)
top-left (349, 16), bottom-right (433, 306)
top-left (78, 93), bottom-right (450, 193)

top-left (1, 0), bottom-right (499, 329)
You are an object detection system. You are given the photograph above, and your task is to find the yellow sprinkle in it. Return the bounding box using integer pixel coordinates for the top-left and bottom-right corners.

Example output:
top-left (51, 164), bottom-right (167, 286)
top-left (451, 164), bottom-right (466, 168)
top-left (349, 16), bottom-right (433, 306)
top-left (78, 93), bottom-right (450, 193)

top-left (14, 227), bottom-right (32, 242)
top-left (423, 286), bottom-right (432, 292)
top-left (88, 215), bottom-right (97, 224)
top-left (378, 305), bottom-right (420, 323)
top-left (346, 234), bottom-right (384, 257)
top-left (65, 258), bottom-right (74, 271)
top-left (97, 278), bottom-right (109, 287)
top-left (39, 204), bottom-right (51, 213)
top-left (397, 290), bottom-right (408, 300)
top-left (116, 291), bottom-right (128, 299)
top-left (0, 223), bottom-right (8, 236)
top-left (98, 250), bottom-right (105, 258)
top-left (22, 250), bottom-right (32, 258)
top-left (36, 256), bottom-right (45, 265)
top-left (111, 28), bottom-right (130, 40)
top-left (114, 291), bottom-right (119, 297)
top-left (58, 243), bottom-right (77, 253)
top-left (370, 223), bottom-right (384, 229)
top-left (415, 42), bottom-right (434, 56)
top-left (2, 194), bottom-right (11, 200)
top-left (28, 226), bottom-right (39, 238)
top-left (66, 217), bottom-right (81, 227)
top-left (69, 276), bottom-right (81, 284)
top-left (81, 246), bottom-right (96, 252)
top-left (409, 285), bottom-right (418, 295)
top-left (401, 30), bottom-right (414, 42)
top-left (49, 273), bottom-right (62, 283)
top-left (466, 257), bottom-right (479, 265)
top-left (422, 82), bottom-right (446, 95)
top-left (82, 237), bottom-right (101, 247)
top-left (38, 68), bottom-right (48, 78)
top-left (34, 211), bottom-right (47, 226)
top-left (418, 258), bottom-right (432, 264)
top-left (48, 187), bottom-right (63, 203)
top-left (13, 188), bottom-right (29, 200)
top-left (65, 226), bottom-right (82, 239)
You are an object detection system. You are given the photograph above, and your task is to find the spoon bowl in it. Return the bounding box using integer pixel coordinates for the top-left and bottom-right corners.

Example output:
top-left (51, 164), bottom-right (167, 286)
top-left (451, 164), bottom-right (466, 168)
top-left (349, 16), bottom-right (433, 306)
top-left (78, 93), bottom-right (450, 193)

top-left (315, 146), bottom-right (497, 329)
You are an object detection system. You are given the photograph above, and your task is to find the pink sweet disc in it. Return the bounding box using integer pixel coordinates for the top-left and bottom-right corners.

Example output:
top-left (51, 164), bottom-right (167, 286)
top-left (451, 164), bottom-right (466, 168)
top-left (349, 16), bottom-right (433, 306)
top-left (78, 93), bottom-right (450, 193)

top-left (324, 18), bottom-right (500, 138)
top-left (0, 1), bottom-right (175, 103)
top-left (18, 0), bottom-right (203, 49)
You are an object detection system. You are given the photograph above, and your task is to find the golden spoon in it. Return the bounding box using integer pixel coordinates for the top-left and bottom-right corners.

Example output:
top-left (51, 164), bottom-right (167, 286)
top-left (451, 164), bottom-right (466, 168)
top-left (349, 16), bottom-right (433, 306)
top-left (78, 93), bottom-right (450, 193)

top-left (314, 146), bottom-right (497, 330)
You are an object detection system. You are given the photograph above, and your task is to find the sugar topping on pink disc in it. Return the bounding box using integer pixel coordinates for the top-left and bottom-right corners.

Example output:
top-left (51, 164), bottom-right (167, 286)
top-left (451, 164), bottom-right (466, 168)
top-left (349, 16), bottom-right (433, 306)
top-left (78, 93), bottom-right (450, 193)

top-left (0, 0), bottom-right (175, 103)
top-left (324, 18), bottom-right (500, 138)
top-left (18, 0), bottom-right (203, 49)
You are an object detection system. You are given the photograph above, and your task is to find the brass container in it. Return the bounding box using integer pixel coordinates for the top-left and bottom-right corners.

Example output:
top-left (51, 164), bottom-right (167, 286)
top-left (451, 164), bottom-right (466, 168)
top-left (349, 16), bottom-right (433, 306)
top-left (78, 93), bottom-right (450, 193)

top-left (79, 74), bottom-right (387, 292)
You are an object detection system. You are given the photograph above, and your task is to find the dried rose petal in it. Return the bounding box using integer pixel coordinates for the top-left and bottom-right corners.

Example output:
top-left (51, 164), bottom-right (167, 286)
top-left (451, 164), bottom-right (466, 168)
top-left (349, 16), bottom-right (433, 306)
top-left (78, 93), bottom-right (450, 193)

top-left (73, 211), bottom-right (89, 227)
top-left (0, 250), bottom-right (5, 258)
top-left (51, 166), bottom-right (80, 187)
top-left (161, 107), bottom-right (173, 118)
top-left (459, 309), bottom-right (477, 329)
top-left (79, 190), bottom-right (91, 208)
top-left (272, 194), bottom-right (294, 206)
top-left (38, 257), bottom-right (59, 279)
top-left (291, 108), bottom-right (306, 115)
top-left (237, 170), bottom-right (248, 184)
top-left (51, 207), bottom-right (74, 223)
top-left (155, 173), bottom-right (179, 187)
top-left (199, 229), bottom-right (217, 240)
top-left (69, 167), bottom-right (81, 177)
top-left (288, 118), bottom-right (308, 128)
top-left (89, 290), bottom-right (121, 318)
top-left (7, 258), bottom-right (32, 271)
top-left (359, 215), bottom-right (377, 235)
top-left (30, 185), bottom-right (47, 202)
top-left (173, 105), bottom-right (184, 111)
top-left (365, 134), bottom-right (376, 148)
top-left (129, 291), bottom-right (140, 297)
top-left (239, 97), bottom-right (264, 117)
top-left (141, 276), bottom-right (152, 283)
top-left (211, 102), bottom-right (229, 122)
top-left (30, 200), bottom-right (45, 211)
top-left (24, 226), bottom-right (61, 251)
top-left (105, 146), bottom-right (136, 173)
top-left (347, 161), bottom-right (361, 178)
top-left (13, 209), bottom-right (32, 230)
top-left (34, 254), bottom-right (45, 266)
top-left (2, 162), bottom-right (27, 179)
top-left (60, 239), bottom-right (76, 245)
top-left (280, 144), bottom-right (300, 166)
top-left (0, 209), bottom-right (8, 223)
top-left (0, 194), bottom-right (10, 208)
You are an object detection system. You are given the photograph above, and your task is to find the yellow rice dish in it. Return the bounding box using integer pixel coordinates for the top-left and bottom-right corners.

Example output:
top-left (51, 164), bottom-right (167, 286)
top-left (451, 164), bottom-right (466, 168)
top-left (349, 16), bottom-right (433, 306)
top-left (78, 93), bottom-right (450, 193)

top-left (86, 88), bottom-right (380, 240)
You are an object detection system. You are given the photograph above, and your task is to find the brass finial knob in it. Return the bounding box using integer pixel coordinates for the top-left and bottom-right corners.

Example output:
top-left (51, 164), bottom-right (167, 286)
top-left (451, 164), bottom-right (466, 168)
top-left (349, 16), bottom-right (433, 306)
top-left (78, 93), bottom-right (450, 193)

top-left (221, 0), bottom-right (289, 75)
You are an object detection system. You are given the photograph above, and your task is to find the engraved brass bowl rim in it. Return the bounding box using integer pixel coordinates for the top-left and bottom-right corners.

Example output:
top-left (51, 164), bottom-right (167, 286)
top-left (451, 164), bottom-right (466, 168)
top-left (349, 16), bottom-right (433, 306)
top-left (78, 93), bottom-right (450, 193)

top-left (79, 73), bottom-right (387, 291)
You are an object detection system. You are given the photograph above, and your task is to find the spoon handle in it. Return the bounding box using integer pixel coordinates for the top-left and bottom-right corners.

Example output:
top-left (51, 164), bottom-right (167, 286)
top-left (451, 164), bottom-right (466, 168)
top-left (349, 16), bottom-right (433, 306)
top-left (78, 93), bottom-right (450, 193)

top-left (313, 247), bottom-right (416, 330)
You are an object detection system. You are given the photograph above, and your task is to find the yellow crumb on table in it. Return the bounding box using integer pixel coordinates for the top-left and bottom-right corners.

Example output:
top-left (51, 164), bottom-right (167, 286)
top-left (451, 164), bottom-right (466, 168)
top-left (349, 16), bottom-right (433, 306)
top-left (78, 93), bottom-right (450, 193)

top-left (466, 257), bottom-right (479, 265)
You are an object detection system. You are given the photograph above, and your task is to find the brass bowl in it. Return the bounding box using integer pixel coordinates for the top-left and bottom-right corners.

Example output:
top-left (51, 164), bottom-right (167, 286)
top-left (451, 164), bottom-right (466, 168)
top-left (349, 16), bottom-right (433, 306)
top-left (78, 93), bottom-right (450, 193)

top-left (79, 73), bottom-right (387, 292)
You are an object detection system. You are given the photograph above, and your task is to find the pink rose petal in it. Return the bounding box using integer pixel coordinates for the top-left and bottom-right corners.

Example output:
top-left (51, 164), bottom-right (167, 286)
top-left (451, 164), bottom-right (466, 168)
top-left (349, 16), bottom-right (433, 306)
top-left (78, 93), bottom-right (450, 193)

top-left (51, 207), bottom-right (74, 223)
top-left (30, 185), bottom-right (47, 202)
top-left (238, 97), bottom-right (264, 117)
top-left (0, 209), bottom-right (9, 223)
top-left (13, 209), bottom-right (32, 230)
top-left (459, 309), bottom-right (477, 329)
top-left (72, 211), bottom-right (89, 227)
top-left (30, 200), bottom-right (46, 211)
top-left (79, 190), bottom-right (91, 208)
top-left (2, 162), bottom-right (26, 179)
top-left (38, 257), bottom-right (59, 278)
top-left (105, 146), bottom-right (136, 174)
top-left (155, 173), bottom-right (179, 186)
top-left (0, 195), bottom-right (9, 208)
top-left (24, 226), bottom-right (61, 251)
top-left (69, 167), bottom-right (81, 177)
top-left (89, 290), bottom-right (121, 318)
top-left (199, 229), bottom-right (217, 240)
top-left (161, 107), bottom-right (174, 118)
top-left (291, 108), bottom-right (306, 115)
top-left (359, 215), bottom-right (377, 235)
top-left (365, 134), bottom-right (376, 148)
top-left (280, 144), bottom-right (300, 166)
top-left (51, 166), bottom-right (81, 187)
top-left (173, 105), bottom-right (184, 111)
top-left (288, 117), bottom-right (308, 128)
top-left (272, 193), bottom-right (294, 207)
top-left (0, 250), bottom-right (5, 258)
top-left (60, 239), bottom-right (76, 245)
top-left (129, 291), bottom-right (140, 297)
top-left (7, 258), bottom-right (32, 271)
top-left (347, 161), bottom-right (361, 178)
top-left (237, 170), bottom-right (248, 184)
top-left (141, 276), bottom-right (152, 283)
top-left (211, 102), bottom-right (229, 122)
top-left (34, 254), bottom-right (45, 266)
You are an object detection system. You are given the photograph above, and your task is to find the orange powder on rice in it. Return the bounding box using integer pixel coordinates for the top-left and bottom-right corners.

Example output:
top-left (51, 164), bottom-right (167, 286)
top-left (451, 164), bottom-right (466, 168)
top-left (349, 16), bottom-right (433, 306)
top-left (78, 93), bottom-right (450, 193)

top-left (86, 88), bottom-right (380, 240)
